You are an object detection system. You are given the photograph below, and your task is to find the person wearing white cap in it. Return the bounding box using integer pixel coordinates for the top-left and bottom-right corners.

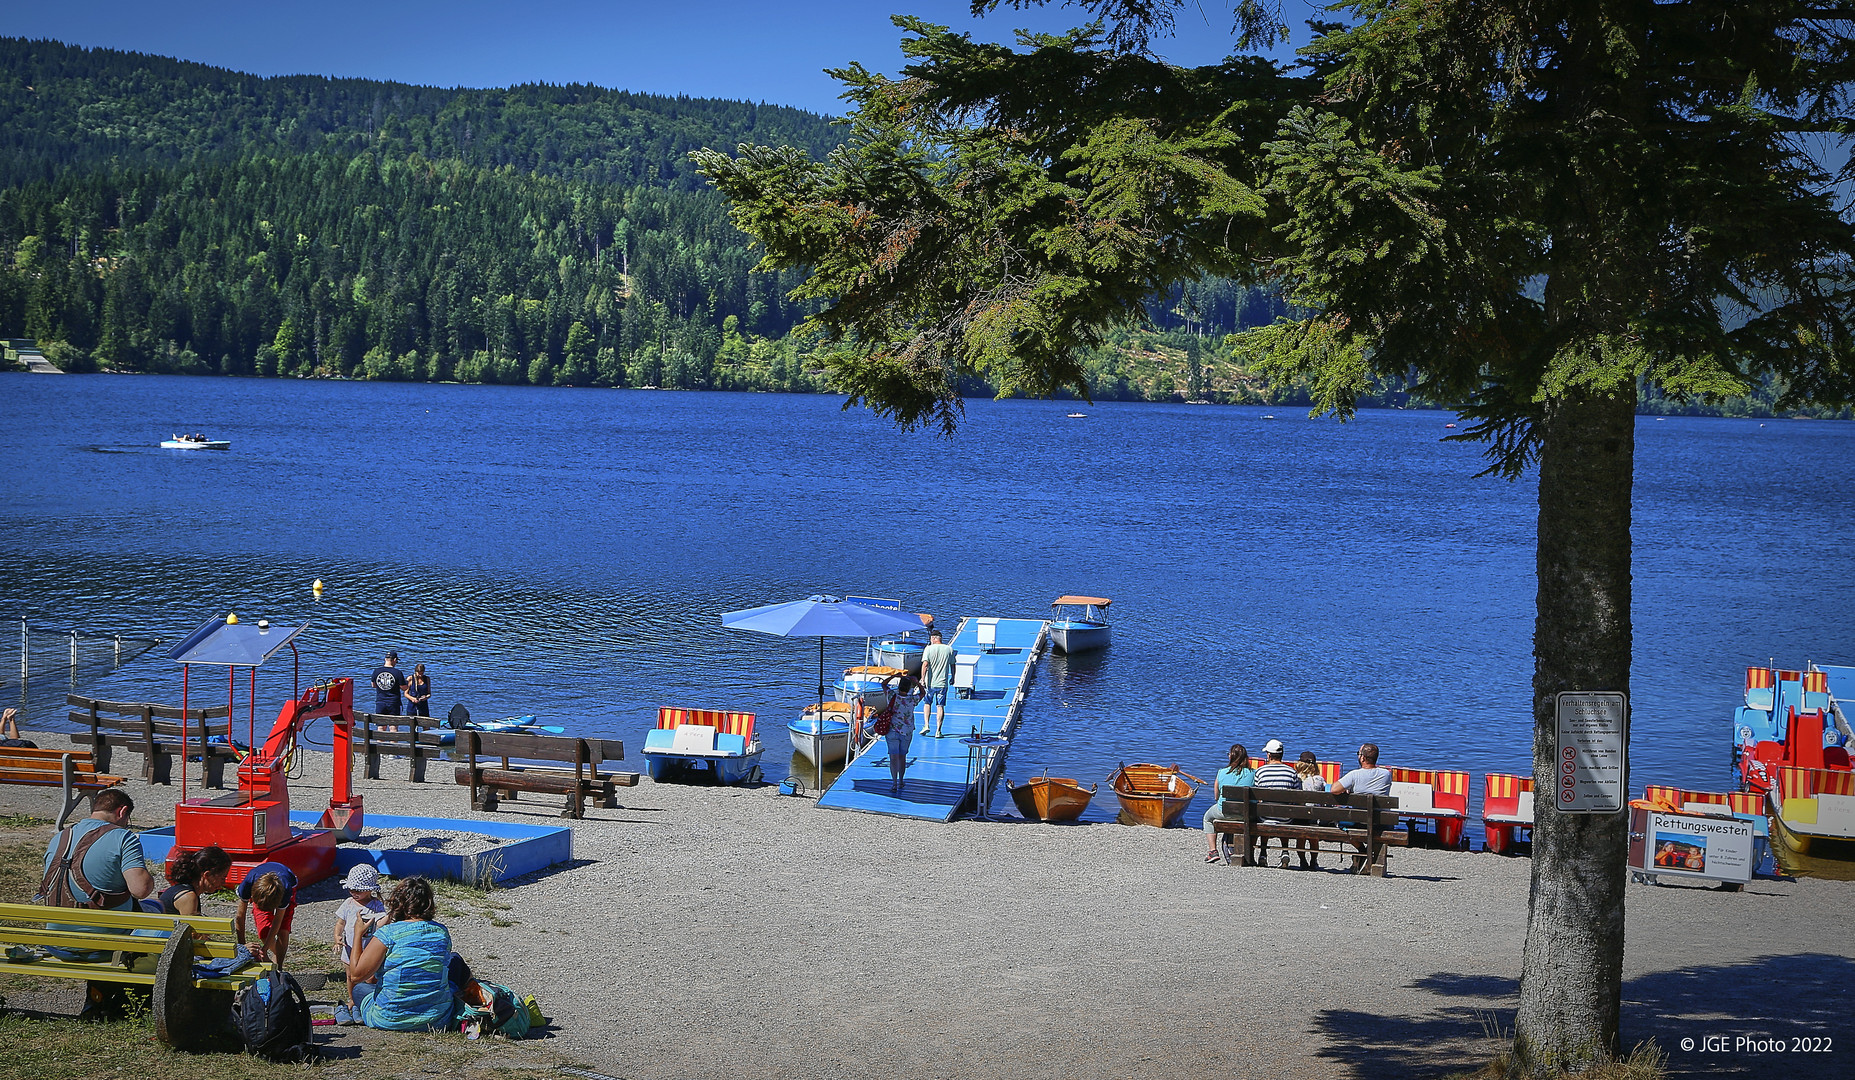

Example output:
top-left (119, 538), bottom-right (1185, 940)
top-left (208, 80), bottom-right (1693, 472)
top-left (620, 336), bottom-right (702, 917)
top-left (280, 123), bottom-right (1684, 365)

top-left (1252, 739), bottom-right (1302, 868)
top-left (333, 864), bottom-right (387, 1024)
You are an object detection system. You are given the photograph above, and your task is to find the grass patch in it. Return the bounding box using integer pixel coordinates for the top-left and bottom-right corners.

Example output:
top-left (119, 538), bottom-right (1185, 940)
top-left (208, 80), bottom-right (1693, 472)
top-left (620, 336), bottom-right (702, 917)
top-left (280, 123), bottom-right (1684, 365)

top-left (431, 877), bottom-right (521, 926)
top-left (0, 1011), bottom-right (568, 1079)
top-left (1, 814), bottom-right (51, 828)
top-left (1457, 1016), bottom-right (1669, 1080)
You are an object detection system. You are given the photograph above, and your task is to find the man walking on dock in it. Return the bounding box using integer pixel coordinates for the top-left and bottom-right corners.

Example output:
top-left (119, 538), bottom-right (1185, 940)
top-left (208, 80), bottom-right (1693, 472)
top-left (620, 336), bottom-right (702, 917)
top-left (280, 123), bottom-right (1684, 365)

top-left (919, 630), bottom-right (956, 737)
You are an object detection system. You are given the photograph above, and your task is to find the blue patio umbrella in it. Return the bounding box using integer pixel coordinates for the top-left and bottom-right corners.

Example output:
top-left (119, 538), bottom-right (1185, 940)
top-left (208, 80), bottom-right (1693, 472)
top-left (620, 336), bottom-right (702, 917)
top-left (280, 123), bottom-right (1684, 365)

top-left (721, 595), bottom-right (927, 790)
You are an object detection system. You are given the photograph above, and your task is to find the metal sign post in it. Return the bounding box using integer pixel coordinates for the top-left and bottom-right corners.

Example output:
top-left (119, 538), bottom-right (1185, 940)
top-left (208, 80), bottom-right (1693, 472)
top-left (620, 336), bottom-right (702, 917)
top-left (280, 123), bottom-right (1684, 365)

top-left (1554, 691), bottom-right (1628, 813)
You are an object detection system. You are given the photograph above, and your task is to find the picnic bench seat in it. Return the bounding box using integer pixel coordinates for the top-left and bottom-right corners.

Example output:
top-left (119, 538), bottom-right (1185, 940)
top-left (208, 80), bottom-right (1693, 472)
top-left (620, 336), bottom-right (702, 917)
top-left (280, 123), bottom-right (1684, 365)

top-left (359, 708), bottom-right (454, 782)
top-left (0, 747), bottom-right (125, 826)
top-left (1212, 786), bottom-right (1409, 876)
top-left (66, 694), bottom-right (241, 787)
top-left (454, 731), bottom-right (635, 818)
top-left (1482, 772), bottom-right (1535, 854)
top-left (0, 901), bottom-right (273, 1049)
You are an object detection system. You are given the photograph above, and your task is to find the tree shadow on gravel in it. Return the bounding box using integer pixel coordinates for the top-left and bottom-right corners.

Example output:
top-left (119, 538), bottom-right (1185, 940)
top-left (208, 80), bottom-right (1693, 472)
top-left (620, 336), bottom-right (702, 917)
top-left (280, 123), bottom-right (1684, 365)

top-left (1312, 954), bottom-right (1855, 1080)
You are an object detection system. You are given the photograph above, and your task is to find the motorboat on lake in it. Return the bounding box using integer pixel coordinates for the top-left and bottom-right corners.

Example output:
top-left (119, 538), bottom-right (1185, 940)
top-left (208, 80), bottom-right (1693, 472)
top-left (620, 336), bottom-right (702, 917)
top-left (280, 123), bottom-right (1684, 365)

top-left (834, 665), bottom-right (905, 712)
top-left (160, 433), bottom-right (229, 450)
top-left (1049, 596), bottom-right (1112, 654)
top-left (788, 701), bottom-right (855, 767)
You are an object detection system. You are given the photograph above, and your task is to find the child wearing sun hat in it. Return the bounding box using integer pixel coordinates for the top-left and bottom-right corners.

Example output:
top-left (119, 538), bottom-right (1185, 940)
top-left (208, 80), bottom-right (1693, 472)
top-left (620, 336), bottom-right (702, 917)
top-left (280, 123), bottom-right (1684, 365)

top-left (332, 864), bottom-right (387, 1024)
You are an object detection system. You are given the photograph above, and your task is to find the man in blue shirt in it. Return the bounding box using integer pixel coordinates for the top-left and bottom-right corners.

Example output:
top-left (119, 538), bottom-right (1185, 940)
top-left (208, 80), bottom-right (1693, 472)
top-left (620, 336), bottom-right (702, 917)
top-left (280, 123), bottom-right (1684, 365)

top-left (370, 650), bottom-right (407, 717)
top-left (38, 788), bottom-right (157, 1018)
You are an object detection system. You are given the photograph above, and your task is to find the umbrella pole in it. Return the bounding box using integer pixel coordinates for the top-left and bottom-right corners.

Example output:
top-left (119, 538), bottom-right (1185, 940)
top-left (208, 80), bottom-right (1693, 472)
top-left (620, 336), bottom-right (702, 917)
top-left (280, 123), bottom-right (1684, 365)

top-left (817, 637), bottom-right (826, 794)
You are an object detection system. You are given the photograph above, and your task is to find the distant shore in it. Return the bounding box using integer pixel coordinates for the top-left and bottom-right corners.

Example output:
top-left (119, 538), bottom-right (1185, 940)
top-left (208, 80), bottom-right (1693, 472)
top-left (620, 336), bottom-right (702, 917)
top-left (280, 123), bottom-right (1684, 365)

top-left (3, 733), bottom-right (1849, 1079)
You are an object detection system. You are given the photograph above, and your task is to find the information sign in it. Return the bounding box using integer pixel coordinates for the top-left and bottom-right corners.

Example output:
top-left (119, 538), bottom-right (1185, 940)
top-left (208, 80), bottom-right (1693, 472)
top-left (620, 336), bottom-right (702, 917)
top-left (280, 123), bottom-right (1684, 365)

top-left (1632, 810), bottom-right (1755, 884)
top-left (1554, 691), bottom-right (1627, 813)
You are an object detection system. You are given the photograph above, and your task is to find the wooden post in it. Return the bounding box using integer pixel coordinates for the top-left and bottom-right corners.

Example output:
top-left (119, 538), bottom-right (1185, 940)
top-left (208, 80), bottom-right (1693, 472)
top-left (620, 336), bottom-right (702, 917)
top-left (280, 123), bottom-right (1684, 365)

top-left (569, 739), bottom-right (587, 819)
top-left (1241, 787), bottom-right (1257, 866)
top-left (86, 700), bottom-right (110, 774)
top-left (141, 705), bottom-right (169, 784)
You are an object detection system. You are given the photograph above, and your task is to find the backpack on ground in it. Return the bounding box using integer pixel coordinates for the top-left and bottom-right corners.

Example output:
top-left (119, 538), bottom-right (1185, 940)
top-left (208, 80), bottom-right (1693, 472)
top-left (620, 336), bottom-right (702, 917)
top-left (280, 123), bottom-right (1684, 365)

top-left (458, 978), bottom-right (533, 1039)
top-left (232, 968), bottom-right (315, 1062)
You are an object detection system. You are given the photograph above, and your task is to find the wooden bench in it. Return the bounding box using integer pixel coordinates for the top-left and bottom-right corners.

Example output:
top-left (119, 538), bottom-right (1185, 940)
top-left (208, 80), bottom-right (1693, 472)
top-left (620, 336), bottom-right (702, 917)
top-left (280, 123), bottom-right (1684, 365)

top-left (1482, 772), bottom-right (1535, 854)
top-left (454, 731), bottom-right (635, 818)
top-left (1213, 786), bottom-right (1410, 876)
top-left (0, 901), bottom-right (273, 1049)
top-left (66, 695), bottom-right (241, 787)
top-left (358, 709), bottom-right (454, 782)
top-left (0, 747), bottom-right (125, 826)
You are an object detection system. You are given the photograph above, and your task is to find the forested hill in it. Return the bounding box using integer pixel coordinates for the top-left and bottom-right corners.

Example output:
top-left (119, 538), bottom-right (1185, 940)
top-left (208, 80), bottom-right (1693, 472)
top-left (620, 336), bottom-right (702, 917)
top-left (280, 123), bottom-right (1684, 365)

top-left (0, 38), bottom-right (850, 388)
top-left (0, 38), bottom-right (840, 190)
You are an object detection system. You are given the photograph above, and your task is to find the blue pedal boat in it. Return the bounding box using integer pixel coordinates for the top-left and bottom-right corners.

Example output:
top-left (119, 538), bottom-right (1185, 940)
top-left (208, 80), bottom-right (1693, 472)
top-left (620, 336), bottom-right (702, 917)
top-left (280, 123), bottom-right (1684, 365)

top-left (642, 707), bottom-right (765, 785)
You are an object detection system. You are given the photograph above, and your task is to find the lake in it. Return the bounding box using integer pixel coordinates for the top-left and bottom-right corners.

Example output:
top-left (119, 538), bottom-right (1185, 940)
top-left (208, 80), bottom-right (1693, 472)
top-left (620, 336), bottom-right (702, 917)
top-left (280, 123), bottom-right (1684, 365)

top-left (2, 373), bottom-right (1850, 825)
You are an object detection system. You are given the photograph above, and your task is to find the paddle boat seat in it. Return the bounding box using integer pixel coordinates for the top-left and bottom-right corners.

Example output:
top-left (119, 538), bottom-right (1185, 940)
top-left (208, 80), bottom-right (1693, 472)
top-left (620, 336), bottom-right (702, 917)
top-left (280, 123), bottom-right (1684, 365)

top-left (1481, 773), bottom-right (1535, 854)
top-left (642, 707), bottom-right (762, 785)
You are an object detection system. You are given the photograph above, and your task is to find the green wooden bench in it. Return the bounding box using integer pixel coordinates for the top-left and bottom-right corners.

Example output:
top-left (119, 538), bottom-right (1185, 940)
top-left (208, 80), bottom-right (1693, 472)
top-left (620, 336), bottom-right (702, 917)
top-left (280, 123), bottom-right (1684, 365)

top-left (0, 901), bottom-right (272, 1048)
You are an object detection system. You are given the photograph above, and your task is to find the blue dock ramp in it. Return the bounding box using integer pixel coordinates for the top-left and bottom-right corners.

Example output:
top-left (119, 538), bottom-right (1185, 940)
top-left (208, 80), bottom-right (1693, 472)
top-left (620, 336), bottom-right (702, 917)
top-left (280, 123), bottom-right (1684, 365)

top-left (817, 616), bottom-right (1048, 821)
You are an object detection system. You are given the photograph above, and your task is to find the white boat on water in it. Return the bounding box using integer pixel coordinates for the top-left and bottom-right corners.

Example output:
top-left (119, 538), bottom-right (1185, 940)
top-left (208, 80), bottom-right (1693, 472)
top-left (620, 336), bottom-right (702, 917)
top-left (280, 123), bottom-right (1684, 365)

top-left (788, 701), bottom-right (856, 767)
top-left (833, 665), bottom-right (903, 712)
top-left (1049, 595), bottom-right (1112, 654)
top-left (160, 433), bottom-right (229, 450)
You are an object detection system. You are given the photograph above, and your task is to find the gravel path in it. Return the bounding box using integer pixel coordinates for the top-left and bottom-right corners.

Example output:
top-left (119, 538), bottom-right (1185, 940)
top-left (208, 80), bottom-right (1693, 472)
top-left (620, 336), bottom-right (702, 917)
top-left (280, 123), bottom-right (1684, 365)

top-left (4, 733), bottom-right (1851, 1079)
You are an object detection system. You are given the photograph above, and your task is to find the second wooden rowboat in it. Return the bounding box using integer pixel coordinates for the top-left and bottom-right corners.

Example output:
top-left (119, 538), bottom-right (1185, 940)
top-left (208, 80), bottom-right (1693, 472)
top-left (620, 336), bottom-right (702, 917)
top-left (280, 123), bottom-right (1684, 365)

top-left (1107, 762), bottom-right (1202, 828)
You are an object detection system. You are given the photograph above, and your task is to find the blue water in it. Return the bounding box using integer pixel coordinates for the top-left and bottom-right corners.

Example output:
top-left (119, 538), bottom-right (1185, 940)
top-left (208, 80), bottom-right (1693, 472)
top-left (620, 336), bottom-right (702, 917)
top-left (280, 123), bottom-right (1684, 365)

top-left (2, 373), bottom-right (1850, 823)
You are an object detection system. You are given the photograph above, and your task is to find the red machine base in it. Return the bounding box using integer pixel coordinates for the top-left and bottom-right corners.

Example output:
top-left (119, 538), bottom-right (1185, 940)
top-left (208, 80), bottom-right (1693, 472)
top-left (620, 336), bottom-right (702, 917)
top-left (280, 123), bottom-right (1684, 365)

top-left (169, 828), bottom-right (338, 889)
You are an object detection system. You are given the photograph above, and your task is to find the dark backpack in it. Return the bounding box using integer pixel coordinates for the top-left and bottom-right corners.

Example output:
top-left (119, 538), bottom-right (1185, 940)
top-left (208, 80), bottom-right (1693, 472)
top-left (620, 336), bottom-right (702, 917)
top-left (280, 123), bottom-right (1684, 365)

top-left (35, 823), bottom-right (132, 910)
top-left (232, 968), bottom-right (315, 1062)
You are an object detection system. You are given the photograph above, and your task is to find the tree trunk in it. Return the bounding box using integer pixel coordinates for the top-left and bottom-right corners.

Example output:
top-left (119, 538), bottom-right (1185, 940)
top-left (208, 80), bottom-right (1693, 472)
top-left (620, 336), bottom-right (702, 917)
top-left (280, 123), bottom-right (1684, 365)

top-left (1515, 384), bottom-right (1635, 1072)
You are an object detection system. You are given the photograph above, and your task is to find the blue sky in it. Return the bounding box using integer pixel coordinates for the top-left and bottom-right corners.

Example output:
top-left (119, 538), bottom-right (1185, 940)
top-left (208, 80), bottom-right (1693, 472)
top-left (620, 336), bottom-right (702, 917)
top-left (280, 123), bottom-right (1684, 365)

top-left (2, 1), bottom-right (1263, 114)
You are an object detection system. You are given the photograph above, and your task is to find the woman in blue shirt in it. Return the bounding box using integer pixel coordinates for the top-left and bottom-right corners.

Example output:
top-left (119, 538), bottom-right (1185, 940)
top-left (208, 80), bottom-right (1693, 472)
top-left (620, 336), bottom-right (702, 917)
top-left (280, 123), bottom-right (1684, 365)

top-left (348, 876), bottom-right (458, 1031)
top-left (1202, 743), bottom-right (1255, 862)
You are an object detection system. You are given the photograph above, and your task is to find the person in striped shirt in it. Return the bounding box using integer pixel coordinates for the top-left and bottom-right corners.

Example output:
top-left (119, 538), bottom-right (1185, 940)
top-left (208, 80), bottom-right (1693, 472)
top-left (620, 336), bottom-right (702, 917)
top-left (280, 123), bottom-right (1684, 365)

top-left (1252, 740), bottom-right (1303, 868)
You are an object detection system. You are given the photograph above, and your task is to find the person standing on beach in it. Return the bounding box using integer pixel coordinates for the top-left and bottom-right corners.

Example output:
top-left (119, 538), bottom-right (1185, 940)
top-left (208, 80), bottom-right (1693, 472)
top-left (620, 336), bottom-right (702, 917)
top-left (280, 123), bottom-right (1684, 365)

top-left (918, 629), bottom-right (956, 737)
top-left (403, 663), bottom-right (432, 719)
top-left (370, 651), bottom-right (406, 719)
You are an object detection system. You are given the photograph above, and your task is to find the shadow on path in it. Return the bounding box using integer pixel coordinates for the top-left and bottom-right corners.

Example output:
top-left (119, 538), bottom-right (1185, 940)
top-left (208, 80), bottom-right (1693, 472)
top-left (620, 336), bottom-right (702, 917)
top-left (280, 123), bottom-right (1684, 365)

top-left (1313, 954), bottom-right (1855, 1079)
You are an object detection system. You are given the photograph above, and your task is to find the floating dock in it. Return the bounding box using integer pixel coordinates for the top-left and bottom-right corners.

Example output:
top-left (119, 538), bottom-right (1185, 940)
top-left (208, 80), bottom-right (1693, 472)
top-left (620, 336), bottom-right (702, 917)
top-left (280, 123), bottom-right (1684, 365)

top-left (818, 616), bottom-right (1047, 821)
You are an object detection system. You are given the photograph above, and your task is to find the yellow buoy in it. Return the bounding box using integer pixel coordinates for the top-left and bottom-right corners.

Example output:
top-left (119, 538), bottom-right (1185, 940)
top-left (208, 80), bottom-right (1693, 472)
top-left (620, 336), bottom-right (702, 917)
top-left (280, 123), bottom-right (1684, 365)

top-left (226, 612), bottom-right (239, 624)
top-left (312, 579), bottom-right (325, 597)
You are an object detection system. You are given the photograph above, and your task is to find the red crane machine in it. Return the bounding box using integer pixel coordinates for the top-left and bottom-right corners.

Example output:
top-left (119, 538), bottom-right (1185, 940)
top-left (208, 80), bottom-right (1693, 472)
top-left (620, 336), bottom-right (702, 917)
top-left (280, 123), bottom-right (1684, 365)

top-left (166, 613), bottom-right (363, 886)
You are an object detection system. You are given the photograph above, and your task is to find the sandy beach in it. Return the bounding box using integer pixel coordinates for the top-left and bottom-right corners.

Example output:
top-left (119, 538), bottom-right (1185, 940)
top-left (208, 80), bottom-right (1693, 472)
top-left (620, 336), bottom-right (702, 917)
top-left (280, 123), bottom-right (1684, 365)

top-left (3, 734), bottom-right (1850, 1080)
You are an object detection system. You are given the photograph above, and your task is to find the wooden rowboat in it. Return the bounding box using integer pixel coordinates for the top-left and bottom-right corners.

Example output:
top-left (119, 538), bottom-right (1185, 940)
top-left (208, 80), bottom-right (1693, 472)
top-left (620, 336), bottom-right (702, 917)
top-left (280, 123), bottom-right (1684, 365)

top-left (1107, 762), bottom-right (1202, 828)
top-left (1008, 770), bottom-right (1097, 823)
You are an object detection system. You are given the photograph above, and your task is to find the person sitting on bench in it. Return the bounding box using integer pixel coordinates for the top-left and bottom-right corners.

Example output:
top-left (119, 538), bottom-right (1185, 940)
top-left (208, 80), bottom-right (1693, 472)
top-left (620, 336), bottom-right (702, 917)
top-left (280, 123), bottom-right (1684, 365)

top-left (1333, 743), bottom-right (1392, 796)
top-left (1, 707), bottom-right (35, 748)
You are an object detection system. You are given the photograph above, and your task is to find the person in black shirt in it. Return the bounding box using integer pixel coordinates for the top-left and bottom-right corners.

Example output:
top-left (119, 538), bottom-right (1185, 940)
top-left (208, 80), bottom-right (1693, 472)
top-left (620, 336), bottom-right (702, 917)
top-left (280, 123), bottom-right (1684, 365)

top-left (370, 651), bottom-right (407, 717)
top-left (404, 663), bottom-right (432, 718)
